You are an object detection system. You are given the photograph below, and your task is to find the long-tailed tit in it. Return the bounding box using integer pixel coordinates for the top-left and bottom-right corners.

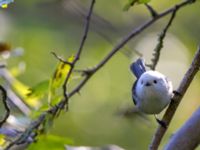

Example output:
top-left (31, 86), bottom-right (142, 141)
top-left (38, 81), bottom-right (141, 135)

top-left (130, 58), bottom-right (173, 126)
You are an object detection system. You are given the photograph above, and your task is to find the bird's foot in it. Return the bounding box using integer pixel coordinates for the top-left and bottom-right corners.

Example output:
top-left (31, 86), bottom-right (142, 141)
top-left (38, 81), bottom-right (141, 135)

top-left (154, 115), bottom-right (167, 128)
top-left (173, 90), bottom-right (182, 97)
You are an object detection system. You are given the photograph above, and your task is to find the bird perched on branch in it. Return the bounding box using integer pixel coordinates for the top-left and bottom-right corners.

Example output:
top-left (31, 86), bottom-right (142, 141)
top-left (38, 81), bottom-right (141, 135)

top-left (130, 58), bottom-right (173, 127)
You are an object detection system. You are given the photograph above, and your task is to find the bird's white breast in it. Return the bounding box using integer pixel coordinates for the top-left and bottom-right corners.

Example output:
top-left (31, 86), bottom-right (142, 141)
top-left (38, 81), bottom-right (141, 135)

top-left (135, 71), bottom-right (173, 114)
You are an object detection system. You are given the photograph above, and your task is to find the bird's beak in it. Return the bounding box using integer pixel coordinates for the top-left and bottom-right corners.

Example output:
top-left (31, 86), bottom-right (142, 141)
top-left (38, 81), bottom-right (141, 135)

top-left (145, 82), bottom-right (151, 86)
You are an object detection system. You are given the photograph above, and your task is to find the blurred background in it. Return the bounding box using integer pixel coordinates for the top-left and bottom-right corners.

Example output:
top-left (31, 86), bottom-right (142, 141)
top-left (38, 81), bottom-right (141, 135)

top-left (0, 0), bottom-right (200, 149)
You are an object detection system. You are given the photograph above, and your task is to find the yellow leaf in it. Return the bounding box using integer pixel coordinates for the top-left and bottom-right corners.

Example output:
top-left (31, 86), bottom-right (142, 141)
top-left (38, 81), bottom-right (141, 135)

top-left (1, 4), bottom-right (7, 8)
top-left (48, 55), bottom-right (74, 104)
top-left (0, 134), bottom-right (6, 146)
top-left (2, 69), bottom-right (41, 109)
top-left (12, 79), bottom-right (41, 108)
top-left (51, 55), bottom-right (74, 89)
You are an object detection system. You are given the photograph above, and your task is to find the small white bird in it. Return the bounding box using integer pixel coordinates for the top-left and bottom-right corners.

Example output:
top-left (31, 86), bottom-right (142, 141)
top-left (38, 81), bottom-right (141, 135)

top-left (130, 58), bottom-right (173, 126)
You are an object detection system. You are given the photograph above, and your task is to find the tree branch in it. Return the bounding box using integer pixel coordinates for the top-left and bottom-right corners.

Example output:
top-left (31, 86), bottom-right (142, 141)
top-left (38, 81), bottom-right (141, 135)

top-left (51, 52), bottom-right (73, 65)
top-left (164, 107), bottom-right (200, 150)
top-left (0, 85), bottom-right (10, 127)
top-left (5, 0), bottom-right (96, 149)
top-left (62, 0), bottom-right (95, 109)
top-left (68, 0), bottom-right (196, 98)
top-left (149, 46), bottom-right (200, 150)
top-left (86, 0), bottom-right (196, 73)
top-left (147, 9), bottom-right (177, 70)
top-left (145, 4), bottom-right (158, 18)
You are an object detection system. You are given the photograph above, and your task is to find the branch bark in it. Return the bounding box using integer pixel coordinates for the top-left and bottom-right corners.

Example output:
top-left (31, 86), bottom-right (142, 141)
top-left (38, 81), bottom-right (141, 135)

top-left (147, 10), bottom-right (176, 70)
top-left (149, 46), bottom-right (200, 150)
top-left (69, 0), bottom-right (197, 97)
top-left (164, 107), bottom-right (200, 150)
top-left (0, 85), bottom-right (10, 127)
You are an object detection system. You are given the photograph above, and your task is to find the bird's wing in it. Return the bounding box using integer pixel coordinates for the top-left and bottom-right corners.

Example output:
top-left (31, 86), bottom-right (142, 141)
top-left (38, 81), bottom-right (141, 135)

top-left (130, 58), bottom-right (146, 79)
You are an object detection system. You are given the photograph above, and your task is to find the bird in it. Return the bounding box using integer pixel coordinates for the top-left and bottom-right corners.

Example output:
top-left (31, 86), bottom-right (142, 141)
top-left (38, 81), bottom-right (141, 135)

top-left (130, 58), bottom-right (173, 127)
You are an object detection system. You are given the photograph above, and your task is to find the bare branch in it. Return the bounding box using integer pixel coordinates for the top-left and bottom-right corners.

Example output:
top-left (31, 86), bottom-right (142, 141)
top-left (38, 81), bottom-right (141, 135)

top-left (62, 0), bottom-right (96, 109)
top-left (165, 107), bottom-right (200, 150)
top-left (75, 0), bottom-right (95, 61)
top-left (51, 52), bottom-right (72, 65)
top-left (0, 85), bottom-right (10, 127)
top-left (5, 114), bottom-right (46, 150)
top-left (147, 9), bottom-right (177, 70)
top-left (5, 0), bottom-right (96, 149)
top-left (149, 46), bottom-right (200, 150)
top-left (68, 0), bottom-right (196, 98)
top-left (88, 0), bottom-right (196, 73)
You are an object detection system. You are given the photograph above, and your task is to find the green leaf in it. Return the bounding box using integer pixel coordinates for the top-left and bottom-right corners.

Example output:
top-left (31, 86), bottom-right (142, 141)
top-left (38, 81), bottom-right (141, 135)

top-left (123, 0), bottom-right (151, 11)
top-left (27, 80), bottom-right (50, 98)
top-left (123, 0), bottom-right (137, 11)
top-left (139, 0), bottom-right (151, 3)
top-left (28, 135), bottom-right (73, 150)
top-left (50, 95), bottom-right (62, 106)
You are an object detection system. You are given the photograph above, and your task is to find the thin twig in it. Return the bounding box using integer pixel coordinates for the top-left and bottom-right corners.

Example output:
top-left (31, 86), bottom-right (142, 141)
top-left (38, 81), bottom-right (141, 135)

top-left (145, 4), bottom-right (158, 18)
top-left (51, 52), bottom-right (72, 65)
top-left (62, 0), bottom-right (96, 109)
top-left (147, 9), bottom-right (177, 70)
top-left (68, 0), bottom-right (196, 97)
top-left (5, 114), bottom-right (46, 150)
top-left (88, 0), bottom-right (196, 73)
top-left (149, 46), bottom-right (200, 150)
top-left (5, 0), bottom-right (96, 149)
top-left (0, 85), bottom-right (10, 128)
top-left (75, 0), bottom-right (95, 61)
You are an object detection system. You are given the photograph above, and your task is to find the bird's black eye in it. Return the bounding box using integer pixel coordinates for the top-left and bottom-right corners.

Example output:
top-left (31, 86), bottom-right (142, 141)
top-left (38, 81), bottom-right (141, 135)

top-left (153, 80), bottom-right (157, 84)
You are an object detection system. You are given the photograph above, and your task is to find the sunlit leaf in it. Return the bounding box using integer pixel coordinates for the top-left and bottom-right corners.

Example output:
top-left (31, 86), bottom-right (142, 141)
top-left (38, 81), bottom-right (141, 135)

top-left (49, 95), bottom-right (62, 106)
top-left (0, 0), bottom-right (14, 8)
top-left (27, 80), bottom-right (50, 98)
top-left (28, 134), bottom-right (73, 150)
top-left (48, 55), bottom-right (74, 105)
top-left (0, 134), bottom-right (5, 146)
top-left (123, 0), bottom-right (151, 11)
top-left (51, 55), bottom-right (74, 89)
top-left (1, 4), bottom-right (7, 8)
top-left (11, 78), bottom-right (41, 108)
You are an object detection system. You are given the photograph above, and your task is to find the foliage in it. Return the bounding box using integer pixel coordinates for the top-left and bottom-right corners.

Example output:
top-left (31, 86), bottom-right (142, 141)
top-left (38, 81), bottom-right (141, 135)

top-left (28, 135), bottom-right (73, 150)
top-left (123, 0), bottom-right (151, 11)
top-left (0, 0), bottom-right (14, 8)
top-left (48, 55), bottom-right (74, 105)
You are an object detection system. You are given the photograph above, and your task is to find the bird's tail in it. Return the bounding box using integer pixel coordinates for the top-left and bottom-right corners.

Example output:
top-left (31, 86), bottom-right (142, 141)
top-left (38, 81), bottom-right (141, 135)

top-left (130, 58), bottom-right (146, 79)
